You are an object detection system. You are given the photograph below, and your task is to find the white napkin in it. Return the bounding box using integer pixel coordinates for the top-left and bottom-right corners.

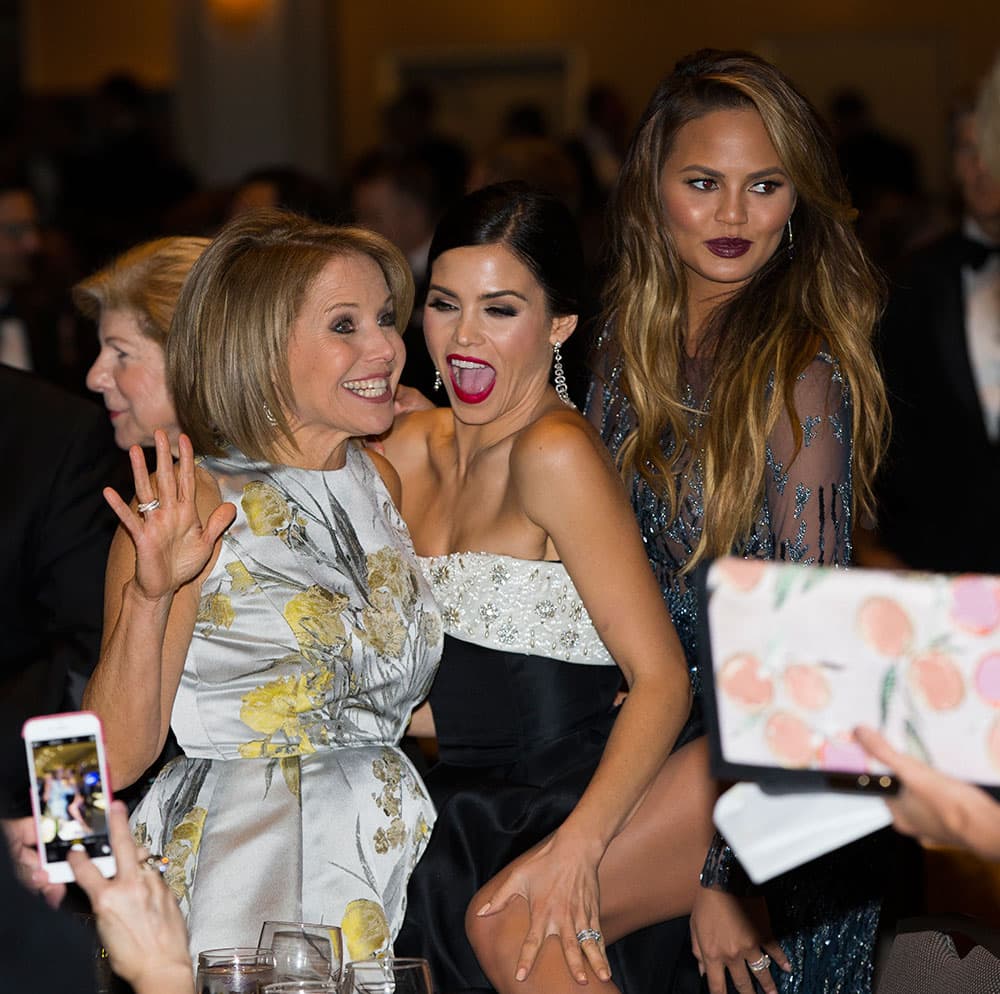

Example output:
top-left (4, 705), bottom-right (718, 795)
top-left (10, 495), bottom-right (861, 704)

top-left (713, 781), bottom-right (893, 884)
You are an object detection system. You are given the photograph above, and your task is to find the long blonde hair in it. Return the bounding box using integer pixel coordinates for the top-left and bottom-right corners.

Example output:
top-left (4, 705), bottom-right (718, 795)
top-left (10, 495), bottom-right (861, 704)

top-left (603, 49), bottom-right (887, 569)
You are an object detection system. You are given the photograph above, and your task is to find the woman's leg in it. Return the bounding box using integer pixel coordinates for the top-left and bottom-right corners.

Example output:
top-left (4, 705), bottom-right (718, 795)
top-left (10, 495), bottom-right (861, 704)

top-left (466, 738), bottom-right (715, 994)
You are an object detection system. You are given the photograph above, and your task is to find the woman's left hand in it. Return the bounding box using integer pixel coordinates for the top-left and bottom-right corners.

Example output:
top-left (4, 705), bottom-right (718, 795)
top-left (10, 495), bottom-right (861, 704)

top-left (690, 887), bottom-right (790, 994)
top-left (475, 830), bottom-right (610, 984)
top-left (1, 817), bottom-right (66, 908)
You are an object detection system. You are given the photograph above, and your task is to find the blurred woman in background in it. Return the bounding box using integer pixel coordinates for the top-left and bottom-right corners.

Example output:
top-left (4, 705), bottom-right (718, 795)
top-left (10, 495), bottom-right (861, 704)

top-left (75, 236), bottom-right (209, 453)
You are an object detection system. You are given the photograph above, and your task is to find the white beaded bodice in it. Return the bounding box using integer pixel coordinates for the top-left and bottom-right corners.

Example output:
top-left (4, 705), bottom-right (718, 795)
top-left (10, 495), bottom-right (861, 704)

top-left (419, 551), bottom-right (614, 666)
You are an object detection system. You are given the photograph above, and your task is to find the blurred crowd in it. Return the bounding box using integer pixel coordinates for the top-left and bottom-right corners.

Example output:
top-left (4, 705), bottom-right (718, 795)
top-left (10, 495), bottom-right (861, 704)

top-left (2, 69), bottom-right (978, 405)
top-left (1, 77), bottom-right (629, 403)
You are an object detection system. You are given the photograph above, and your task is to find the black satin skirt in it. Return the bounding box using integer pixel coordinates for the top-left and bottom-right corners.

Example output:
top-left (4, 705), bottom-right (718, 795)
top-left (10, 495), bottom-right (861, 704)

top-left (396, 637), bottom-right (700, 994)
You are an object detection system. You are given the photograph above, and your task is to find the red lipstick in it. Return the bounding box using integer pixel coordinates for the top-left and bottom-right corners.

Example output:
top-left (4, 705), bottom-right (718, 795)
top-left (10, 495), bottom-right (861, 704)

top-left (705, 238), bottom-right (752, 258)
top-left (447, 354), bottom-right (496, 405)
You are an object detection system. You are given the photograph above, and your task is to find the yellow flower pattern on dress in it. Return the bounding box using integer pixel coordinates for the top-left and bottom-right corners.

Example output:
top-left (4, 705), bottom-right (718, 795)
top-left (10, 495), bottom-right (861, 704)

top-left (341, 898), bottom-right (391, 961)
top-left (197, 592), bottom-right (235, 632)
top-left (421, 612), bottom-right (442, 648)
top-left (239, 669), bottom-right (333, 759)
top-left (284, 585), bottom-right (350, 655)
top-left (370, 748), bottom-right (421, 855)
top-left (358, 590), bottom-right (407, 658)
top-left (162, 806), bottom-right (207, 908)
top-left (414, 812), bottom-right (431, 847)
top-left (279, 756), bottom-right (301, 800)
top-left (225, 561), bottom-right (256, 593)
top-left (367, 547), bottom-right (417, 609)
top-left (242, 481), bottom-right (291, 536)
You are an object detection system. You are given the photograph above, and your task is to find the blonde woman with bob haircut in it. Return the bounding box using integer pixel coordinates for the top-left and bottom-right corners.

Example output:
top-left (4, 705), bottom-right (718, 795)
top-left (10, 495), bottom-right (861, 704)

top-left (83, 210), bottom-right (443, 962)
top-left (589, 50), bottom-right (889, 994)
top-left (76, 236), bottom-right (210, 453)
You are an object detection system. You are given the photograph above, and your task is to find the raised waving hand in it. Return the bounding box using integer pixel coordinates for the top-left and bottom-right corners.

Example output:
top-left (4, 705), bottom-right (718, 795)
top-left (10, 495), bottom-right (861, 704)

top-left (104, 430), bottom-right (235, 601)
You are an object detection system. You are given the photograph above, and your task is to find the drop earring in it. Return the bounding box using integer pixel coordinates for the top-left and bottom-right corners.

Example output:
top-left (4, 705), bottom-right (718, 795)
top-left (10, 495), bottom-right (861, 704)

top-left (433, 369), bottom-right (442, 392)
top-left (553, 340), bottom-right (574, 407)
top-left (786, 217), bottom-right (794, 260)
top-left (263, 403), bottom-right (278, 426)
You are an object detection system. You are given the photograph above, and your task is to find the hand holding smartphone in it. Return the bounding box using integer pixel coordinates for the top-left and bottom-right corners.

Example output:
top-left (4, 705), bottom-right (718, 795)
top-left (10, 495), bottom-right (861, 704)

top-left (22, 711), bottom-right (116, 883)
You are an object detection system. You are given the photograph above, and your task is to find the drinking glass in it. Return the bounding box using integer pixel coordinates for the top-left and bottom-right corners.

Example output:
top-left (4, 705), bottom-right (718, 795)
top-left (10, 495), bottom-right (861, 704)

top-left (257, 921), bottom-right (342, 983)
top-left (196, 947), bottom-right (277, 994)
top-left (340, 958), bottom-right (433, 994)
top-left (261, 983), bottom-right (339, 993)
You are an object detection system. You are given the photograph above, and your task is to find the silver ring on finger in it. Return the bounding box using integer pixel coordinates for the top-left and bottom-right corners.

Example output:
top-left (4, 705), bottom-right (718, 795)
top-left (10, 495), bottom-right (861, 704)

top-left (748, 953), bottom-right (772, 973)
top-left (576, 928), bottom-right (602, 945)
top-left (137, 499), bottom-right (160, 515)
top-left (141, 854), bottom-right (169, 875)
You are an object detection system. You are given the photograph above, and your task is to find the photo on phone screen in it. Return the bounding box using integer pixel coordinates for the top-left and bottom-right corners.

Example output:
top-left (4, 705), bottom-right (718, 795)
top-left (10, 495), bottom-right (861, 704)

top-left (28, 731), bottom-right (111, 865)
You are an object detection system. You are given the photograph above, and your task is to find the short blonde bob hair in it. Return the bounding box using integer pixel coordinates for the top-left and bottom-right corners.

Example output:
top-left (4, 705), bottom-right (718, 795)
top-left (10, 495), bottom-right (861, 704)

top-left (72, 236), bottom-right (210, 345)
top-left (167, 208), bottom-right (414, 462)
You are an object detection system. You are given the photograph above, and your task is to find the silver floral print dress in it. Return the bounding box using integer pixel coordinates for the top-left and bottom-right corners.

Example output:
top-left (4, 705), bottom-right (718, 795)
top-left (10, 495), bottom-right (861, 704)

top-left (130, 444), bottom-right (442, 962)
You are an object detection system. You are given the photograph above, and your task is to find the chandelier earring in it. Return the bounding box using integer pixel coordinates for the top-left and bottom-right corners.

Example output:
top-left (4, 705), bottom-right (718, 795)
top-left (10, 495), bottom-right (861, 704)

top-left (433, 368), bottom-right (442, 392)
top-left (552, 340), bottom-right (574, 407)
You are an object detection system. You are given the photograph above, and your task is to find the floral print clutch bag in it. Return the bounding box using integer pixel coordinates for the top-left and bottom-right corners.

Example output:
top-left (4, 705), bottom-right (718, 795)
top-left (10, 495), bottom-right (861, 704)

top-left (699, 557), bottom-right (1000, 795)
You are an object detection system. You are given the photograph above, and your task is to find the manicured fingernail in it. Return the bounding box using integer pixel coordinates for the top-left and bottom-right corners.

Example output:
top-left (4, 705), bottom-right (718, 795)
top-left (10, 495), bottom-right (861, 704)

top-left (515, 968), bottom-right (527, 981)
top-left (476, 902), bottom-right (491, 916)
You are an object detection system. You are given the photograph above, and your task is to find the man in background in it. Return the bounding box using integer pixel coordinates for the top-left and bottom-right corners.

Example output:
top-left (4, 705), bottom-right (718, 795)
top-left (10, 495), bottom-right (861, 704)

top-left (0, 170), bottom-right (42, 371)
top-left (0, 366), bottom-right (124, 820)
top-left (859, 100), bottom-right (1000, 574)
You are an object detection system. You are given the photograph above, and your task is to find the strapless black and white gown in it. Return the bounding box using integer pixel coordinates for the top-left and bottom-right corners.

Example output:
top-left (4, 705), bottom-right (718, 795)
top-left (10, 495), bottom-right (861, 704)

top-left (395, 552), bottom-right (697, 994)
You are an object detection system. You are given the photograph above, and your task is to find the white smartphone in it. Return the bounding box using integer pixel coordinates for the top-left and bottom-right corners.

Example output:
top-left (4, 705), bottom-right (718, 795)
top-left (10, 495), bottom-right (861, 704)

top-left (22, 711), bottom-right (116, 883)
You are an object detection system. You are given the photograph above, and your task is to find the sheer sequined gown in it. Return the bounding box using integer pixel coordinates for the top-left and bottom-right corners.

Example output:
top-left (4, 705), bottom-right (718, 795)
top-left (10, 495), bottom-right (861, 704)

top-left (129, 446), bottom-right (442, 962)
top-left (395, 552), bottom-right (693, 994)
top-left (590, 352), bottom-right (890, 993)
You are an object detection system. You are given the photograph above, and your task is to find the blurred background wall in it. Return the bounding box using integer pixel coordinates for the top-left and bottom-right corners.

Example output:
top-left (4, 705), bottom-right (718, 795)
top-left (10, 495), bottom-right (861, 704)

top-left (16, 0), bottom-right (1000, 194)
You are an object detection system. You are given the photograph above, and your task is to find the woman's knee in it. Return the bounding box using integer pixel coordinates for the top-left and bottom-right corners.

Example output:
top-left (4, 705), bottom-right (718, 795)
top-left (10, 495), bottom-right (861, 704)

top-left (465, 890), bottom-right (500, 969)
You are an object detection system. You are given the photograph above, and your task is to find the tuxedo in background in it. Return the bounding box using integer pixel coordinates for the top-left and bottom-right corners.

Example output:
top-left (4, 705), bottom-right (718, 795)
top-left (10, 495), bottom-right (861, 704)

top-left (0, 367), bottom-right (125, 816)
top-left (875, 226), bottom-right (1000, 574)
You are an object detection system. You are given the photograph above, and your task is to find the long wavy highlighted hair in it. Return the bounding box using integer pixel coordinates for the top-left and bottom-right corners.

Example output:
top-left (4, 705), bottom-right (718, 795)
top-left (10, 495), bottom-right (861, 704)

top-left (603, 49), bottom-right (887, 569)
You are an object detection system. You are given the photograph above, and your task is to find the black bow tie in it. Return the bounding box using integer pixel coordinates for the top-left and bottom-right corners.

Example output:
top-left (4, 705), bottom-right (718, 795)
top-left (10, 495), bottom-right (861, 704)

top-left (961, 236), bottom-right (1000, 271)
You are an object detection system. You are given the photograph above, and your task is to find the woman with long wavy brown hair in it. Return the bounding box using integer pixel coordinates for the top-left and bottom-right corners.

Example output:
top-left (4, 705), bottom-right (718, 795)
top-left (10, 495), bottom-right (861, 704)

top-left (590, 50), bottom-right (890, 994)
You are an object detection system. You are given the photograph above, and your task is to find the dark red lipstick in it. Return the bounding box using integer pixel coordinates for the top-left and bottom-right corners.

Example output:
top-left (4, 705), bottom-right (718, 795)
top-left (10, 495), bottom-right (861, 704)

top-left (705, 238), bottom-right (752, 258)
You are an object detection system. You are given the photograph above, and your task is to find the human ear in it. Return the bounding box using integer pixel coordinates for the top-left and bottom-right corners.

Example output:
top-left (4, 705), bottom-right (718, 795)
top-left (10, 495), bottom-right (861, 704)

top-left (548, 312), bottom-right (579, 346)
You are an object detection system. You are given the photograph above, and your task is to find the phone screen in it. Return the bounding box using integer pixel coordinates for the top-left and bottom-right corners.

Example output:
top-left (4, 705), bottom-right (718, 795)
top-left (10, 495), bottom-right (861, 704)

top-left (29, 732), bottom-right (112, 864)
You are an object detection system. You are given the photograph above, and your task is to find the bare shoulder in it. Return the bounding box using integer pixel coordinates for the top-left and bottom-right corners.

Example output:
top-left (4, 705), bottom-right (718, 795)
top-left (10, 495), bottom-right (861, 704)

top-left (396, 407), bottom-right (451, 442)
top-left (192, 462), bottom-right (226, 518)
top-left (382, 408), bottom-right (450, 463)
top-left (510, 408), bottom-right (617, 490)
